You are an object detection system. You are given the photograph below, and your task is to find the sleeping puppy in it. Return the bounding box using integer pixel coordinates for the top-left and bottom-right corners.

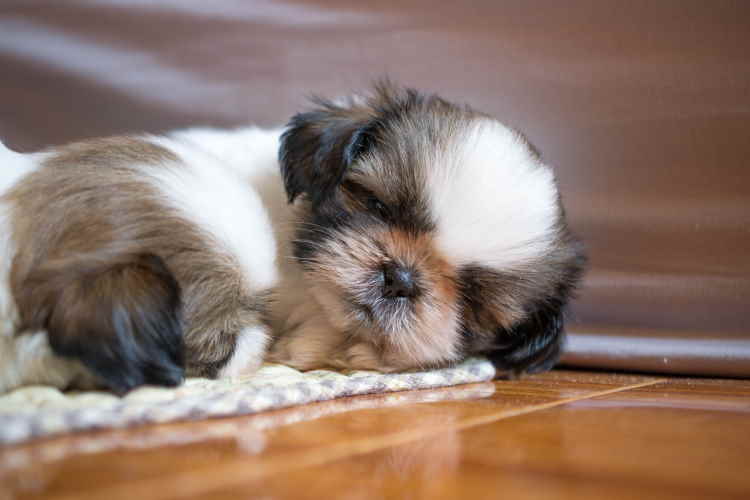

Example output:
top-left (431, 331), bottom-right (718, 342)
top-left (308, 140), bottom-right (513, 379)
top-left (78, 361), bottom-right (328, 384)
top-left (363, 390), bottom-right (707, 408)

top-left (267, 83), bottom-right (586, 373)
top-left (0, 82), bottom-right (584, 393)
top-left (0, 129), bottom-right (280, 393)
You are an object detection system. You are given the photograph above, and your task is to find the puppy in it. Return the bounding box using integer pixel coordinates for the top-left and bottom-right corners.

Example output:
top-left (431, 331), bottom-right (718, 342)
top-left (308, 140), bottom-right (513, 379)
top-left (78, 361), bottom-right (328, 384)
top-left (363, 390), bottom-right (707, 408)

top-left (0, 82), bottom-right (584, 393)
top-left (267, 83), bottom-right (586, 373)
top-left (0, 129), bottom-right (281, 393)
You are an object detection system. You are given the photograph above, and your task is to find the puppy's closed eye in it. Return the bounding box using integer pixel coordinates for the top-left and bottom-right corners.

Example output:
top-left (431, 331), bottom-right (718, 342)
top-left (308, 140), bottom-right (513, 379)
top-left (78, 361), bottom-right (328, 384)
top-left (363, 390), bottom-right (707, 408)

top-left (366, 197), bottom-right (391, 220)
top-left (340, 180), bottom-right (392, 219)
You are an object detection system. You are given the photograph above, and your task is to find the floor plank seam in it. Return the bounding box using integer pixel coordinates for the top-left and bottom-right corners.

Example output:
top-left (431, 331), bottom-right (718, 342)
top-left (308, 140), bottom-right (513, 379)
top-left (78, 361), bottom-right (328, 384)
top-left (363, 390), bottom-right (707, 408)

top-left (454, 377), bottom-right (668, 431)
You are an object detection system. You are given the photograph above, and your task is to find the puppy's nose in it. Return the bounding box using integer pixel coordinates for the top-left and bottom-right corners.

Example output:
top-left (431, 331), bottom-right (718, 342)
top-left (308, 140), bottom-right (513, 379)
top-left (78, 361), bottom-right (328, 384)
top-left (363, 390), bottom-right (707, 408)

top-left (382, 263), bottom-right (418, 298)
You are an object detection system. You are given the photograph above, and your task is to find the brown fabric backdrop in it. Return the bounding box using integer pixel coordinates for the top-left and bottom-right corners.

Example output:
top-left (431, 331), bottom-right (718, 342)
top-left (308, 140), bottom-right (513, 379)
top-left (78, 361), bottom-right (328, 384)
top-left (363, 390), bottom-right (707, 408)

top-left (1, 0), bottom-right (748, 377)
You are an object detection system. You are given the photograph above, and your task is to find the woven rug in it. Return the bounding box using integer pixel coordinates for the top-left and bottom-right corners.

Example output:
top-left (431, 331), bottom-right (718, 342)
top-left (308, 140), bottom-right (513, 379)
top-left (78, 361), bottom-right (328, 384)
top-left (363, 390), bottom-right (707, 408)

top-left (0, 358), bottom-right (495, 445)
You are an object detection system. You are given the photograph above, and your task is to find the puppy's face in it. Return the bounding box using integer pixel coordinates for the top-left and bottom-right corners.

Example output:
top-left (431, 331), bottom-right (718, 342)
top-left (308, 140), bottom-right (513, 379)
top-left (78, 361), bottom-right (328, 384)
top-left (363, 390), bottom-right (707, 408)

top-left (279, 84), bottom-right (585, 374)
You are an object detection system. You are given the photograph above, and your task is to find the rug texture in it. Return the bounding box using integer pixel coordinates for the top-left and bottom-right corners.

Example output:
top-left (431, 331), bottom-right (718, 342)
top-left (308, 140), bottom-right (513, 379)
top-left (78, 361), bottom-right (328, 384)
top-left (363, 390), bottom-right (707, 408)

top-left (0, 358), bottom-right (495, 445)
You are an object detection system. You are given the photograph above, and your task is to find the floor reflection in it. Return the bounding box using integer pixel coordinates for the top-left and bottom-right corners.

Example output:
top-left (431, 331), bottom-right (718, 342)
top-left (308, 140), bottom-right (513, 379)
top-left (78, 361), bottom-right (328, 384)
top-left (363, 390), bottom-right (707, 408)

top-left (0, 382), bottom-right (495, 475)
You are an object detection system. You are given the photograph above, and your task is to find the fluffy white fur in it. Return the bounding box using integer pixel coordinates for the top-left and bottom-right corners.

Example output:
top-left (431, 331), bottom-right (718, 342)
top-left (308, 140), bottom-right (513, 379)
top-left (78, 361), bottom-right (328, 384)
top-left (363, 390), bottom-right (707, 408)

top-left (429, 120), bottom-right (559, 269)
top-left (0, 143), bottom-right (39, 332)
top-left (147, 131), bottom-right (279, 291)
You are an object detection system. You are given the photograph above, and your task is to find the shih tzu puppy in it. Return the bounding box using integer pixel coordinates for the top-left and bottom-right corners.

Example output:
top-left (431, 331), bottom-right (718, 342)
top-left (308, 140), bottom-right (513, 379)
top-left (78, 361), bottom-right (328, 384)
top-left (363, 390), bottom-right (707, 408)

top-left (0, 130), bottom-right (280, 393)
top-left (0, 83), bottom-right (585, 394)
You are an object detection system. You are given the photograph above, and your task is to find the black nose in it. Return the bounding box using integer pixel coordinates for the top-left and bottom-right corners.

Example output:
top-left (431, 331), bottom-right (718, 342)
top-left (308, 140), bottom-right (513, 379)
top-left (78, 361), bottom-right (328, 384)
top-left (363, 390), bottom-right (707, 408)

top-left (382, 263), bottom-right (418, 298)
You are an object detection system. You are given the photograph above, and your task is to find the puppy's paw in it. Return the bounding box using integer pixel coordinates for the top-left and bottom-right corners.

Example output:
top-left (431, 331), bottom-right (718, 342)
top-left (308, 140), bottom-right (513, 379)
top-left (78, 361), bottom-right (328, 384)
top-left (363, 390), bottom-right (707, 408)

top-left (267, 315), bottom-right (340, 371)
top-left (267, 334), bottom-right (323, 371)
top-left (342, 343), bottom-right (395, 372)
top-left (215, 325), bottom-right (270, 378)
top-left (16, 253), bottom-right (185, 394)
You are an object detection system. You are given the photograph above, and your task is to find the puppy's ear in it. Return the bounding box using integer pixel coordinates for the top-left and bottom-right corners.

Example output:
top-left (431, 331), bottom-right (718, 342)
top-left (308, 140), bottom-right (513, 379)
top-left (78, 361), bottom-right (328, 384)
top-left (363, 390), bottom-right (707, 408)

top-left (279, 98), bottom-right (376, 206)
top-left (15, 253), bottom-right (184, 394)
top-left (488, 302), bottom-right (566, 376)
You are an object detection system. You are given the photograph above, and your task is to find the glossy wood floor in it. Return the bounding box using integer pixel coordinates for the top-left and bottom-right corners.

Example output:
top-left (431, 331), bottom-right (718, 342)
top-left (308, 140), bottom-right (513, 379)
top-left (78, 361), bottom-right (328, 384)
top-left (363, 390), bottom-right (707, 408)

top-left (1, 370), bottom-right (749, 500)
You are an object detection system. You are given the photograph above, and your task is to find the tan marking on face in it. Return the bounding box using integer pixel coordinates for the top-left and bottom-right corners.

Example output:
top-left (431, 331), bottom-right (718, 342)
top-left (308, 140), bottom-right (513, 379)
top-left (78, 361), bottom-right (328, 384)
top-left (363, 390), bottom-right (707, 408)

top-left (380, 229), bottom-right (458, 303)
top-left (298, 222), bottom-right (463, 371)
top-left (379, 229), bottom-right (461, 368)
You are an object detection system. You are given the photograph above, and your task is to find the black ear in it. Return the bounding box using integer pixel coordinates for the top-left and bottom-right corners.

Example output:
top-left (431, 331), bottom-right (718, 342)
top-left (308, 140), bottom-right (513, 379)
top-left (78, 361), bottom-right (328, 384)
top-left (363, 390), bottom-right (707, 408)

top-left (278, 98), bottom-right (376, 206)
top-left (488, 301), bottom-right (566, 376)
top-left (16, 253), bottom-right (184, 394)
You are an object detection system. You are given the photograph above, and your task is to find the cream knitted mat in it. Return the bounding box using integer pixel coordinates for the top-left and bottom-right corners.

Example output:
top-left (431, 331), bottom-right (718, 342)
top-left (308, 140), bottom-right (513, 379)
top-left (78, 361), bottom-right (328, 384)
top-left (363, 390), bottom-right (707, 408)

top-left (0, 358), bottom-right (495, 445)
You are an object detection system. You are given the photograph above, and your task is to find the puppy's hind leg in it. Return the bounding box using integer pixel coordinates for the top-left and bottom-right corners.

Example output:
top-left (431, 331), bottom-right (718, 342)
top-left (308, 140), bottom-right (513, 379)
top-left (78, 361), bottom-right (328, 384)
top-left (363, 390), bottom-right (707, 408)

top-left (14, 252), bottom-right (185, 394)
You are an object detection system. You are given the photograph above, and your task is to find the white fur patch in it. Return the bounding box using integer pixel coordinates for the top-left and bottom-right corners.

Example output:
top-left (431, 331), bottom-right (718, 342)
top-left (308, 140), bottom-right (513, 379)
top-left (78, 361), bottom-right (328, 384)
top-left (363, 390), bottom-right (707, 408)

top-left (0, 142), bottom-right (41, 337)
top-left (170, 127), bottom-right (292, 252)
top-left (428, 120), bottom-right (559, 268)
top-left (0, 332), bottom-right (86, 393)
top-left (145, 133), bottom-right (279, 292)
top-left (0, 204), bottom-right (17, 341)
top-left (0, 141), bottom-right (41, 193)
top-left (218, 325), bottom-right (269, 378)
top-left (167, 127), bottom-right (282, 180)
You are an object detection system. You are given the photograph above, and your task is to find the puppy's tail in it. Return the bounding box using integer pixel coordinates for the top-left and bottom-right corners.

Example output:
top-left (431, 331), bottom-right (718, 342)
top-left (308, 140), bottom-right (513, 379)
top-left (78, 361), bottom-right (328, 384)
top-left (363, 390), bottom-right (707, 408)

top-left (15, 252), bottom-right (185, 394)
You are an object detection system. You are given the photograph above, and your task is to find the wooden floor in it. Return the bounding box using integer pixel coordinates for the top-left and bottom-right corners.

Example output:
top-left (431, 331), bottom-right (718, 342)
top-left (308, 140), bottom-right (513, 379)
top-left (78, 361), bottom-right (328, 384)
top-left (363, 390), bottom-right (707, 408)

top-left (1, 370), bottom-right (749, 500)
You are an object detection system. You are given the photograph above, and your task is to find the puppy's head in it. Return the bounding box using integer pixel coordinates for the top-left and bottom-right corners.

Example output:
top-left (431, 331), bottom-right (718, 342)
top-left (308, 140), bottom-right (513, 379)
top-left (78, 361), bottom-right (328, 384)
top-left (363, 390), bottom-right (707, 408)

top-left (279, 83), bottom-right (585, 374)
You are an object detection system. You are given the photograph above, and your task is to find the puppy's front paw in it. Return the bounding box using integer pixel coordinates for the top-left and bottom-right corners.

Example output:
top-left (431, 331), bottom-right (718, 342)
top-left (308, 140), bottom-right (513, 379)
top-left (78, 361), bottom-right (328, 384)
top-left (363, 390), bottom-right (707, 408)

top-left (267, 334), bottom-right (323, 371)
top-left (215, 325), bottom-right (270, 378)
top-left (16, 253), bottom-right (185, 394)
top-left (342, 343), bottom-right (396, 372)
top-left (267, 315), bottom-right (340, 371)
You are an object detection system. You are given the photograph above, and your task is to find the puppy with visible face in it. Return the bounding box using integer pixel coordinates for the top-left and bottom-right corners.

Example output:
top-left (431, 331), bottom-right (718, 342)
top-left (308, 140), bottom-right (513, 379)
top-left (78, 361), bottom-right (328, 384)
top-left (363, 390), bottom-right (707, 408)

top-left (268, 83), bottom-right (586, 374)
top-left (0, 82), bottom-right (584, 394)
